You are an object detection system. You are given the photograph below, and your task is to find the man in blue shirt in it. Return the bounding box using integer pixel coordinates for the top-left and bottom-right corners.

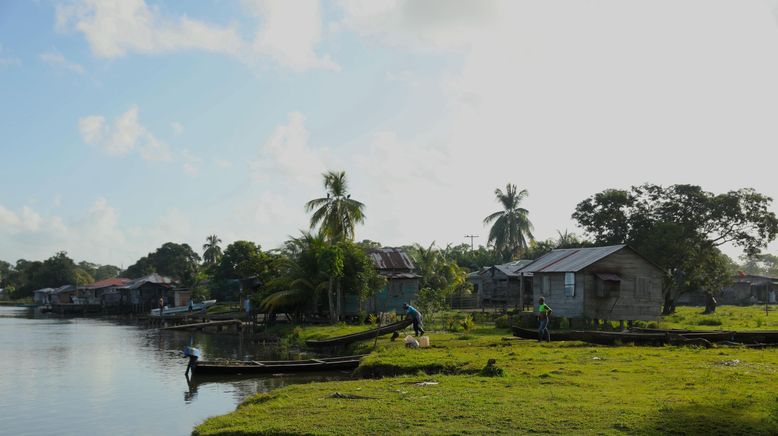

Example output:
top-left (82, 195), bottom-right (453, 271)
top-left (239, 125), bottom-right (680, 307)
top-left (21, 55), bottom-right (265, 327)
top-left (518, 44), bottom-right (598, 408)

top-left (403, 303), bottom-right (425, 336)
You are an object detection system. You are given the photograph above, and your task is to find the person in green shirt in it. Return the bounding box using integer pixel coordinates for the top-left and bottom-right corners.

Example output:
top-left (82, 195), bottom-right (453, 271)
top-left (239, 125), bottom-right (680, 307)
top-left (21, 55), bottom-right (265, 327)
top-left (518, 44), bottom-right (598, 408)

top-left (538, 297), bottom-right (552, 342)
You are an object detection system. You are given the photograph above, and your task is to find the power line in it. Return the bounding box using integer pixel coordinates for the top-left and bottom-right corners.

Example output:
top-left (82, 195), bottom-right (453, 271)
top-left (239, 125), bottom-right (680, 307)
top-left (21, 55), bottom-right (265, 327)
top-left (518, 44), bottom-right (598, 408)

top-left (464, 235), bottom-right (479, 250)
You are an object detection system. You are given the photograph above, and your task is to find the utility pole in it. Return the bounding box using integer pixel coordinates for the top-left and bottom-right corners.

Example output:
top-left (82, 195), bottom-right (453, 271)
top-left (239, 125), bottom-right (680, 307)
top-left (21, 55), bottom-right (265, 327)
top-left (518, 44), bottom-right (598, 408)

top-left (464, 235), bottom-right (479, 251)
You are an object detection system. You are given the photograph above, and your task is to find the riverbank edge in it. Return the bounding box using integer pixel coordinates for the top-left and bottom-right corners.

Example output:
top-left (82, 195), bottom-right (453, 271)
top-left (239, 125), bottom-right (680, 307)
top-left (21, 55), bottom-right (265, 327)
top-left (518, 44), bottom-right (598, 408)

top-left (193, 316), bottom-right (778, 435)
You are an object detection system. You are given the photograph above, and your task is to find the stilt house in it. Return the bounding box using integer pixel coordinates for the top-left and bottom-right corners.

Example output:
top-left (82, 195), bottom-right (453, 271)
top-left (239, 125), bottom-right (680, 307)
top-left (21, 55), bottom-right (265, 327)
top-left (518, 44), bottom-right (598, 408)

top-left (516, 245), bottom-right (665, 321)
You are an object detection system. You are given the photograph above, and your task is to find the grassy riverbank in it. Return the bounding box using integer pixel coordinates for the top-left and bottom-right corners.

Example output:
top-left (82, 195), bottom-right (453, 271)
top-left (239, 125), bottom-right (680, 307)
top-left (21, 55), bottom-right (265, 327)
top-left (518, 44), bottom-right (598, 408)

top-left (195, 306), bottom-right (777, 435)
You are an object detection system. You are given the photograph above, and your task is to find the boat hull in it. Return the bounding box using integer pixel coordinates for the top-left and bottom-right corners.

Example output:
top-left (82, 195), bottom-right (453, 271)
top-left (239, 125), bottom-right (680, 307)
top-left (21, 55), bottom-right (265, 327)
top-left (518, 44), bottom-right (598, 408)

top-left (193, 355), bottom-right (366, 375)
top-left (305, 319), bottom-right (413, 348)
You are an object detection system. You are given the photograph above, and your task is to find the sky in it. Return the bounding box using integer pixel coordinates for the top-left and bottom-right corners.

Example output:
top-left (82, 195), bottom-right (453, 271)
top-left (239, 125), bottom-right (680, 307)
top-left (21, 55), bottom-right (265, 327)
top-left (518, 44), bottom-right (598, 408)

top-left (2, 0), bottom-right (778, 268)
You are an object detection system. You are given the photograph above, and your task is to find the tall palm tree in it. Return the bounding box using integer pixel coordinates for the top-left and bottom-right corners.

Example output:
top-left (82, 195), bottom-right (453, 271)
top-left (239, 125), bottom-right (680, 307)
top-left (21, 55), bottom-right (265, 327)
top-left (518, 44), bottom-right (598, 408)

top-left (483, 184), bottom-right (534, 259)
top-left (202, 234), bottom-right (223, 266)
top-left (305, 171), bottom-right (366, 243)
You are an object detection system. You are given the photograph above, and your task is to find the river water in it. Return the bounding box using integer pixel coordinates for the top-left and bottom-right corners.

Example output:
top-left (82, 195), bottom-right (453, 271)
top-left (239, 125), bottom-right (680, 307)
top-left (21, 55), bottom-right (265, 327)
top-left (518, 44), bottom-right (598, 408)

top-left (0, 306), bottom-right (345, 436)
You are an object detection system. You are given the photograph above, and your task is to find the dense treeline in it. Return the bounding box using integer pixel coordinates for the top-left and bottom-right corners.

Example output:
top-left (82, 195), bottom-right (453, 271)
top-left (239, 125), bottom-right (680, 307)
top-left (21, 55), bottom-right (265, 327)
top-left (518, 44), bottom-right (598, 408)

top-left (2, 179), bottom-right (776, 318)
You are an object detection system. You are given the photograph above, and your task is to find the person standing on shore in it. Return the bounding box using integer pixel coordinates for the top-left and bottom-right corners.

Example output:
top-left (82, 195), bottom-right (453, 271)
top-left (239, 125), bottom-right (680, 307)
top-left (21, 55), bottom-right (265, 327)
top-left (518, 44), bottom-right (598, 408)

top-left (403, 303), bottom-right (425, 337)
top-left (538, 297), bottom-right (552, 342)
top-left (158, 296), bottom-right (165, 317)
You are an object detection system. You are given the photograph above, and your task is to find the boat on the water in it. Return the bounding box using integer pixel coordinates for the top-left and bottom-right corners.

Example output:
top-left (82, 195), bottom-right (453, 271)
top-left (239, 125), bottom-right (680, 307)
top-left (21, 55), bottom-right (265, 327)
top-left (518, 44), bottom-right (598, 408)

top-left (192, 354), bottom-right (367, 376)
top-left (150, 299), bottom-right (216, 317)
top-left (305, 319), bottom-right (413, 348)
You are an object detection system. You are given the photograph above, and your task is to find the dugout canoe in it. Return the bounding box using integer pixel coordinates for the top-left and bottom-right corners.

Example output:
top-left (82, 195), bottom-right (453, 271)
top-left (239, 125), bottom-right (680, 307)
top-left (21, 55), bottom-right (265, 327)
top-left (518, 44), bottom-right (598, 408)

top-left (629, 328), bottom-right (736, 342)
top-left (732, 330), bottom-right (778, 344)
top-left (512, 327), bottom-right (668, 345)
top-left (193, 354), bottom-right (367, 376)
top-left (305, 319), bottom-right (413, 348)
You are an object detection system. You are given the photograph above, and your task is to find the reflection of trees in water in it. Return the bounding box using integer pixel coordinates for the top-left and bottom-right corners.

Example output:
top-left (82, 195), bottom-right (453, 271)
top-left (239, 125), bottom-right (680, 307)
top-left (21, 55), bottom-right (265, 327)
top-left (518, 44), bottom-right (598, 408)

top-left (139, 328), bottom-right (310, 374)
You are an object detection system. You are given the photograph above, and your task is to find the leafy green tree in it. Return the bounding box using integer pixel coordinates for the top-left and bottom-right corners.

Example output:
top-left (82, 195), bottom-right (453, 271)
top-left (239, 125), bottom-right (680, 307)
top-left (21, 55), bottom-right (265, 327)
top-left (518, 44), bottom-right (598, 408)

top-left (0, 260), bottom-right (11, 288)
top-left (305, 171), bottom-right (366, 242)
top-left (442, 244), bottom-right (503, 271)
top-left (739, 252), bottom-right (778, 277)
top-left (202, 234), bottom-right (223, 266)
top-left (573, 184), bottom-right (778, 313)
top-left (483, 184), bottom-right (534, 260)
top-left (124, 242), bottom-right (201, 286)
top-left (410, 242), bottom-right (471, 301)
top-left (78, 261), bottom-right (121, 281)
top-left (123, 256), bottom-right (155, 279)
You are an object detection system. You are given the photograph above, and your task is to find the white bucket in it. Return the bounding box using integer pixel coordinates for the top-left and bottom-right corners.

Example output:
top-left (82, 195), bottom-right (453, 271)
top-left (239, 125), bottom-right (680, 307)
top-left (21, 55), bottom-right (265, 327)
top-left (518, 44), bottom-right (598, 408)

top-left (419, 336), bottom-right (430, 348)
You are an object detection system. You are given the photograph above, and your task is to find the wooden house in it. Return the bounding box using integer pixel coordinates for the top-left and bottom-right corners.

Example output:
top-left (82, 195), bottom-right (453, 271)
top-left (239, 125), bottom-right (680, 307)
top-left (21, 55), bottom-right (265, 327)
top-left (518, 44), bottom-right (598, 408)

top-left (467, 260), bottom-right (533, 309)
top-left (78, 277), bottom-right (131, 305)
top-left (33, 288), bottom-right (54, 304)
top-left (516, 245), bottom-right (664, 321)
top-left (116, 273), bottom-right (177, 311)
top-left (343, 247), bottom-right (420, 316)
top-left (720, 274), bottom-right (778, 305)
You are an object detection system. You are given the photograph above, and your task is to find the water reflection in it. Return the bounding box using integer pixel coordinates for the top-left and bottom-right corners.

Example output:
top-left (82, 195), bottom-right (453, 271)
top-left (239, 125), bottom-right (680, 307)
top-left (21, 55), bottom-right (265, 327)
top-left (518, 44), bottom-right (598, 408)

top-left (0, 306), bottom-right (352, 436)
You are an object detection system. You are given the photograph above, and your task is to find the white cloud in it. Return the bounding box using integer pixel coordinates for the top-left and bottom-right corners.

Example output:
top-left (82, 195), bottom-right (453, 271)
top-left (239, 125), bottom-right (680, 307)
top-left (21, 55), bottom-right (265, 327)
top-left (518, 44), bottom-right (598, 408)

top-left (78, 115), bottom-right (106, 144)
top-left (56, 0), bottom-right (243, 59)
top-left (246, 0), bottom-right (339, 71)
top-left (78, 106), bottom-right (172, 161)
top-left (39, 50), bottom-right (85, 74)
top-left (171, 121), bottom-right (184, 135)
top-left (57, 0), bottom-right (337, 71)
top-left (251, 111), bottom-right (328, 186)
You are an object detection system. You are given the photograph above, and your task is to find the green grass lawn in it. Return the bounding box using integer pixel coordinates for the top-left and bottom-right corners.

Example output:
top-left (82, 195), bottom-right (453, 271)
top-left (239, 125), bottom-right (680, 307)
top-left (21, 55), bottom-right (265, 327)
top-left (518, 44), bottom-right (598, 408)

top-left (195, 308), bottom-right (778, 435)
top-left (656, 305), bottom-right (778, 331)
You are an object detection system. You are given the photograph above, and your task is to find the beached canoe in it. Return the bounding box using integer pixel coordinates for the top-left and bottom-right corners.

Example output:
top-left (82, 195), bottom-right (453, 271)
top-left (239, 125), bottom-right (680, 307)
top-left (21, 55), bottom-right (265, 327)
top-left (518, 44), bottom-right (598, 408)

top-left (513, 327), bottom-right (672, 345)
top-left (193, 354), bottom-right (367, 375)
top-left (732, 330), bottom-right (778, 344)
top-left (305, 319), bottom-right (413, 348)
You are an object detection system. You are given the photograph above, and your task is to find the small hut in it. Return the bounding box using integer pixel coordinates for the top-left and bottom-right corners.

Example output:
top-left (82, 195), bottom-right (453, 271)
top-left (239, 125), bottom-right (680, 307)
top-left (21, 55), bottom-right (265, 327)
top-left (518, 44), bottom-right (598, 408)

top-left (343, 247), bottom-right (420, 316)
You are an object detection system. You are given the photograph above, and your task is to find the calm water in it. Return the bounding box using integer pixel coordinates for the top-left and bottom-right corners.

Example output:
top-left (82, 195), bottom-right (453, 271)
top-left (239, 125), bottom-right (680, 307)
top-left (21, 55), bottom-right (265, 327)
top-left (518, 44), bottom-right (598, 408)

top-left (0, 306), bottom-right (346, 436)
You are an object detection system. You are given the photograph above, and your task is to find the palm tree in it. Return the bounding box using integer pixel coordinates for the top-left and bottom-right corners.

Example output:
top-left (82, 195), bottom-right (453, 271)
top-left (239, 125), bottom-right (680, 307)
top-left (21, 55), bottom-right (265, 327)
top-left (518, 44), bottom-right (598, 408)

top-left (305, 171), bottom-right (366, 243)
top-left (483, 184), bottom-right (534, 259)
top-left (202, 234), bottom-right (223, 266)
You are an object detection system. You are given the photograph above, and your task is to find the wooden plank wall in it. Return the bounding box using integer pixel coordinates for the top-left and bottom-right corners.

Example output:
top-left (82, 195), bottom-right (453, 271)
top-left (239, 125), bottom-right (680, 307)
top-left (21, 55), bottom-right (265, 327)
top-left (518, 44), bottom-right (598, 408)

top-left (582, 249), bottom-right (663, 321)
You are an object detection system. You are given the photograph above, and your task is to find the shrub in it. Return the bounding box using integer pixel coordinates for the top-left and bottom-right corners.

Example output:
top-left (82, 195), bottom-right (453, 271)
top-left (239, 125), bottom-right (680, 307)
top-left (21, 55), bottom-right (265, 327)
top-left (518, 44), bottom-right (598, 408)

top-left (460, 314), bottom-right (475, 331)
top-left (367, 313), bottom-right (378, 326)
top-left (480, 359), bottom-right (505, 377)
top-left (495, 315), bottom-right (511, 329)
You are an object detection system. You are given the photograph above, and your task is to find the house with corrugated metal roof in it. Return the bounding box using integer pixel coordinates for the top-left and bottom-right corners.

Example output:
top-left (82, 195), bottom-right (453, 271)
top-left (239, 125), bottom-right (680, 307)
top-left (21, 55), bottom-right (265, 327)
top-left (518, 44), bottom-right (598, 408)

top-left (516, 245), bottom-right (665, 322)
top-left (343, 247), bottom-right (420, 315)
top-left (466, 260), bottom-right (534, 309)
top-left (78, 277), bottom-right (132, 306)
top-left (116, 273), bottom-right (178, 311)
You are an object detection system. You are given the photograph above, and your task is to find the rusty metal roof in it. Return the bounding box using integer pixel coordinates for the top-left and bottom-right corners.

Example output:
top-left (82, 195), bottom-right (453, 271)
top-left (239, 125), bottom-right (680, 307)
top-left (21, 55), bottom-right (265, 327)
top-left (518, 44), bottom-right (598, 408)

top-left (517, 245), bottom-right (627, 273)
top-left (84, 277), bottom-right (131, 289)
top-left (369, 248), bottom-right (416, 271)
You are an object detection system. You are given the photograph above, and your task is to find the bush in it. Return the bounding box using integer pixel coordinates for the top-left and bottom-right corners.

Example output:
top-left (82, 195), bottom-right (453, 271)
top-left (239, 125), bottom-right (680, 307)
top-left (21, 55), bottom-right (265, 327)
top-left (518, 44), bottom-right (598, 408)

top-left (460, 315), bottom-right (475, 331)
top-left (480, 359), bottom-right (505, 377)
top-left (495, 315), bottom-right (511, 329)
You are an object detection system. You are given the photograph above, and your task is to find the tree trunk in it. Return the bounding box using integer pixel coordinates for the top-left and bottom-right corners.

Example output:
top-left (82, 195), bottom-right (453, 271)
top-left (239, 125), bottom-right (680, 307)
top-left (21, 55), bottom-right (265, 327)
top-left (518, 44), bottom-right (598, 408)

top-left (336, 278), bottom-right (342, 321)
top-left (662, 291), bottom-right (676, 315)
top-left (327, 277), bottom-right (335, 323)
top-left (703, 291), bottom-right (717, 314)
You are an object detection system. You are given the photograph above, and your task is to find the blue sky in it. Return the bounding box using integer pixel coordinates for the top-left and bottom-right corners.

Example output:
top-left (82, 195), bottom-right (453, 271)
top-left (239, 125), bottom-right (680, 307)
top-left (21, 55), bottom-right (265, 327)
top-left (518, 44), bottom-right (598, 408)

top-left (3, 0), bottom-right (778, 267)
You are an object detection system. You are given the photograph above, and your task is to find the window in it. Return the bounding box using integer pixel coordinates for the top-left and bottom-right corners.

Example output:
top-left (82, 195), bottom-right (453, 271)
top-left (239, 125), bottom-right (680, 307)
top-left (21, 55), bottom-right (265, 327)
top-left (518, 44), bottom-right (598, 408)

top-left (542, 275), bottom-right (550, 295)
top-left (595, 273), bottom-right (621, 298)
top-left (564, 272), bottom-right (575, 297)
